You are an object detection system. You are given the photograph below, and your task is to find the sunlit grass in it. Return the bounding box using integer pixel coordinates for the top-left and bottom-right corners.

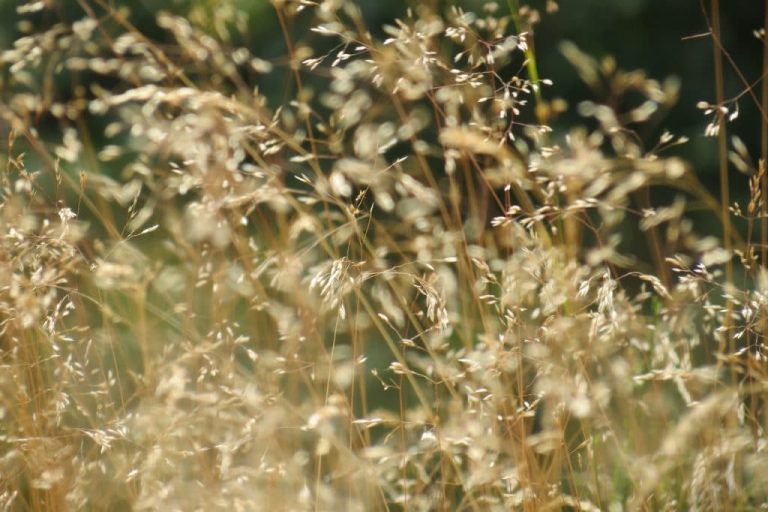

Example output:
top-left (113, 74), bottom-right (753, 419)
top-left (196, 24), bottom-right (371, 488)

top-left (1, 0), bottom-right (767, 510)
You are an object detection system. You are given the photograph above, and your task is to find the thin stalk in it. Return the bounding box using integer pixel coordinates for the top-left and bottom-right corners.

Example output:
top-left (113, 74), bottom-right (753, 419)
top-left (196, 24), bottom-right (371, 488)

top-left (711, 0), bottom-right (734, 355)
top-left (762, 0), bottom-right (768, 266)
top-left (505, 0), bottom-right (573, 255)
top-left (756, 0), bottom-right (768, 447)
top-left (506, 0), bottom-right (544, 123)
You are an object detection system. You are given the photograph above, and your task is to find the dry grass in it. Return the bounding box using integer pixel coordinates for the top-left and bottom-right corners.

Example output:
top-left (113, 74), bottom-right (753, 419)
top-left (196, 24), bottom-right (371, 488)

top-left (1, 0), bottom-right (767, 510)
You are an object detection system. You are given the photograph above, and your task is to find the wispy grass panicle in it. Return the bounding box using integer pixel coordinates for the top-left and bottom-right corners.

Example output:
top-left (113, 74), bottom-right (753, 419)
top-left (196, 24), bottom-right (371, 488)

top-left (0, 0), bottom-right (766, 510)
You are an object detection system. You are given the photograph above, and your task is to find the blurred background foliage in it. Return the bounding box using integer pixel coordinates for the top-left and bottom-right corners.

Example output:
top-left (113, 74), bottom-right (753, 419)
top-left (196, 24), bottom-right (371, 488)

top-left (0, 0), bottom-right (764, 231)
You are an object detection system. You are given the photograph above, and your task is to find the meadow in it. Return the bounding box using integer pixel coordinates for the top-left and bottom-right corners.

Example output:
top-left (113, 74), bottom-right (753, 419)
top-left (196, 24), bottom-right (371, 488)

top-left (1, 0), bottom-right (767, 510)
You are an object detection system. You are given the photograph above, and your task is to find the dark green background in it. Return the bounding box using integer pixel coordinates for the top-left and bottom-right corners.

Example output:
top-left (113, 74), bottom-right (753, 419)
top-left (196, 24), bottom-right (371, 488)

top-left (0, 0), bottom-right (764, 214)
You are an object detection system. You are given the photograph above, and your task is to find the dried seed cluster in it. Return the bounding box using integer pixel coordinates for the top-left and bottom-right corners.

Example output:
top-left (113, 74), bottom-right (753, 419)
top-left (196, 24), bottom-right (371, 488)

top-left (1, 1), bottom-right (766, 511)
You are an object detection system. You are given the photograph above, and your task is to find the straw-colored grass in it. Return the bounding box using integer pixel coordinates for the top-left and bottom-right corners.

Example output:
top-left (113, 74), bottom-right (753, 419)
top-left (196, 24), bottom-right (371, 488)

top-left (1, 0), bottom-right (767, 510)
